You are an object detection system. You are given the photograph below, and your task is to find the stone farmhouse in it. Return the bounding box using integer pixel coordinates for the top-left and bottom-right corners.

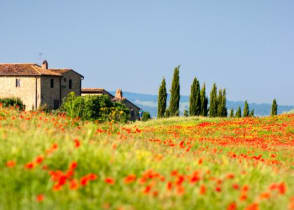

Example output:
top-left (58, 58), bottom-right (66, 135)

top-left (0, 60), bottom-right (83, 110)
top-left (0, 60), bottom-right (141, 120)
top-left (81, 88), bottom-right (141, 121)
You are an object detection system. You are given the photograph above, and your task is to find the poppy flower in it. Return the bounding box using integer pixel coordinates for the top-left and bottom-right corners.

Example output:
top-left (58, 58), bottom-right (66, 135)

top-left (6, 160), bottom-right (16, 168)
top-left (104, 177), bottom-right (115, 185)
top-left (36, 194), bottom-right (44, 202)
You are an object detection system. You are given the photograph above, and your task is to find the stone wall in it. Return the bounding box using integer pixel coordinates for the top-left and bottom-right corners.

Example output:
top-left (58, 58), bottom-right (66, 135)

top-left (61, 71), bottom-right (82, 101)
top-left (0, 76), bottom-right (41, 110)
top-left (41, 76), bottom-right (61, 109)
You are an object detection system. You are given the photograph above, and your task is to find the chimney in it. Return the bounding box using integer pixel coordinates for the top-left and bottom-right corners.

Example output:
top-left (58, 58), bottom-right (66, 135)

top-left (115, 89), bottom-right (123, 99)
top-left (42, 60), bottom-right (48, 69)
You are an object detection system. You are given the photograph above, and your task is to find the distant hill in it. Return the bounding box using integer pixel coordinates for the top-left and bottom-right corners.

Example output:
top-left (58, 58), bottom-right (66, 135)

top-left (110, 91), bottom-right (294, 117)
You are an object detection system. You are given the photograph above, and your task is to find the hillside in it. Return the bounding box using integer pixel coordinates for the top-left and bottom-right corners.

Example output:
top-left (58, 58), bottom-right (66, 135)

top-left (1, 107), bottom-right (294, 209)
top-left (110, 91), bottom-right (294, 117)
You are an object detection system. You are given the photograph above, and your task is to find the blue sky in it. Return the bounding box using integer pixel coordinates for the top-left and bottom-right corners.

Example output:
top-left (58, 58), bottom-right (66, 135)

top-left (1, 0), bottom-right (293, 105)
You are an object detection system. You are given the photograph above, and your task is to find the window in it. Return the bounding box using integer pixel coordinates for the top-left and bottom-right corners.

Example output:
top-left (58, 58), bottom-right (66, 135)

top-left (69, 79), bottom-right (72, 89)
top-left (50, 79), bottom-right (54, 88)
top-left (16, 79), bottom-right (20, 87)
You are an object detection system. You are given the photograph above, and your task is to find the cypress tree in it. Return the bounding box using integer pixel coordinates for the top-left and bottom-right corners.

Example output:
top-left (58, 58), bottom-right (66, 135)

top-left (271, 99), bottom-right (278, 116)
top-left (200, 84), bottom-right (208, 116)
top-left (169, 66), bottom-right (180, 116)
top-left (250, 109), bottom-right (255, 117)
top-left (217, 89), bottom-right (223, 117)
top-left (243, 100), bottom-right (249, 117)
top-left (236, 106), bottom-right (241, 118)
top-left (222, 89), bottom-right (228, 117)
top-left (157, 78), bottom-right (167, 118)
top-left (230, 109), bottom-right (234, 118)
top-left (209, 83), bottom-right (218, 117)
top-left (189, 77), bottom-right (201, 116)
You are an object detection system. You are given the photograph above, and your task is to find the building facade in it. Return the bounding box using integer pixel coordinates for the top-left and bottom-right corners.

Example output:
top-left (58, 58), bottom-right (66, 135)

top-left (0, 60), bottom-right (83, 110)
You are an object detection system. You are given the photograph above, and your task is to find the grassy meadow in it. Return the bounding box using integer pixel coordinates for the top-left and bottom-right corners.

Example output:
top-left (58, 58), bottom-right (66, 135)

top-left (1, 106), bottom-right (294, 210)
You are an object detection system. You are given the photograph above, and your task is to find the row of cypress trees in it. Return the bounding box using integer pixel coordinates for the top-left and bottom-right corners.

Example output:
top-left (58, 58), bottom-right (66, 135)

top-left (157, 66), bottom-right (180, 118)
top-left (157, 66), bottom-right (279, 118)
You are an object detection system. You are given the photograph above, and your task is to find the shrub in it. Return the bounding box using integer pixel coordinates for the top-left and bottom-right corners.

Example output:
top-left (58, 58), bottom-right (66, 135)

top-left (60, 92), bottom-right (130, 122)
top-left (142, 112), bottom-right (151, 121)
top-left (0, 98), bottom-right (25, 110)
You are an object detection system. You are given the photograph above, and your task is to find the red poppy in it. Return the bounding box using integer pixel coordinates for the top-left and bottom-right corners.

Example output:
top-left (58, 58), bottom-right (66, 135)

top-left (25, 162), bottom-right (35, 169)
top-left (104, 177), bottom-right (115, 185)
top-left (124, 174), bottom-right (136, 184)
top-left (6, 160), bottom-right (16, 168)
top-left (36, 194), bottom-right (44, 202)
top-left (227, 202), bottom-right (237, 210)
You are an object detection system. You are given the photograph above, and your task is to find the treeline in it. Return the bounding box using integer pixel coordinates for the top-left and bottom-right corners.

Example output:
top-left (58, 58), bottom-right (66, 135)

top-left (157, 66), bottom-right (279, 118)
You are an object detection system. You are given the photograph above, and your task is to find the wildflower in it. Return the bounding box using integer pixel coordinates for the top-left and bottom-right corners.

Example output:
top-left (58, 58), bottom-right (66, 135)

top-left (35, 156), bottom-right (44, 164)
top-left (227, 202), bottom-right (237, 210)
top-left (215, 186), bottom-right (222, 192)
top-left (245, 203), bottom-right (259, 210)
top-left (36, 194), bottom-right (44, 202)
top-left (124, 174), bottom-right (136, 184)
top-left (69, 179), bottom-right (79, 190)
top-left (232, 184), bottom-right (239, 190)
top-left (25, 162), bottom-right (35, 169)
top-left (143, 185), bottom-right (152, 194)
top-left (69, 162), bottom-right (78, 170)
top-left (167, 182), bottom-right (173, 191)
top-left (104, 177), bottom-right (115, 185)
top-left (259, 192), bottom-right (271, 199)
top-left (80, 176), bottom-right (89, 186)
top-left (278, 182), bottom-right (286, 194)
top-left (6, 160), bottom-right (16, 168)
top-left (199, 184), bottom-right (206, 195)
top-left (74, 139), bottom-right (80, 148)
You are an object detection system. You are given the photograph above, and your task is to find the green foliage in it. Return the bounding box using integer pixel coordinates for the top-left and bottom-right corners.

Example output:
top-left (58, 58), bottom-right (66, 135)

top-left (200, 84), bottom-right (208, 116)
top-left (169, 66), bottom-right (180, 116)
top-left (0, 98), bottom-right (25, 110)
top-left (189, 77), bottom-right (201, 116)
top-left (250, 109), bottom-right (255, 117)
top-left (243, 100), bottom-right (249, 117)
top-left (230, 109), bottom-right (234, 118)
top-left (142, 112), bottom-right (151, 121)
top-left (157, 78), bottom-right (167, 118)
top-left (61, 92), bottom-right (129, 122)
top-left (165, 109), bottom-right (170, 118)
top-left (271, 99), bottom-right (278, 116)
top-left (209, 83), bottom-right (218, 117)
top-left (184, 110), bottom-right (189, 117)
top-left (236, 106), bottom-right (242, 118)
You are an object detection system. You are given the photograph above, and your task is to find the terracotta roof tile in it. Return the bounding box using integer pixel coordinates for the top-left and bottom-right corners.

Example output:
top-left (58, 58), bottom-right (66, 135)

top-left (0, 64), bottom-right (84, 78)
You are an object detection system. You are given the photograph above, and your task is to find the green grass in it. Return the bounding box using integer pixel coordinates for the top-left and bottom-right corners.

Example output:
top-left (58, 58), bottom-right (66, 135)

top-left (0, 107), bottom-right (294, 210)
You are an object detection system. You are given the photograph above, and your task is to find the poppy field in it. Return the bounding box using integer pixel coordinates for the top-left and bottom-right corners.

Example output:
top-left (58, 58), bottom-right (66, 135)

top-left (1, 106), bottom-right (294, 210)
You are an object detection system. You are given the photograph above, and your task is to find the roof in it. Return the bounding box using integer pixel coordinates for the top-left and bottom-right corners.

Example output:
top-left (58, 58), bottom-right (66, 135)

top-left (0, 63), bottom-right (83, 78)
top-left (112, 97), bottom-right (141, 110)
top-left (81, 88), bottom-right (114, 97)
top-left (81, 88), bottom-right (141, 110)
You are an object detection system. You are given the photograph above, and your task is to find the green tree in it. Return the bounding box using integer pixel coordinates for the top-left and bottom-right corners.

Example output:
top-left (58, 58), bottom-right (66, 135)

top-left (217, 89), bottom-right (223, 117)
top-left (184, 110), bottom-right (189, 117)
top-left (209, 83), bottom-right (218, 117)
top-left (142, 112), bottom-right (151, 121)
top-left (250, 109), bottom-right (255, 117)
top-left (271, 99), bottom-right (278, 116)
top-left (200, 84), bottom-right (208, 116)
top-left (236, 106), bottom-right (242, 118)
top-left (157, 78), bottom-right (167, 118)
top-left (230, 109), bottom-right (234, 118)
top-left (221, 89), bottom-right (228, 117)
top-left (189, 77), bottom-right (201, 116)
top-left (169, 66), bottom-right (180, 116)
top-left (243, 100), bottom-right (249, 117)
